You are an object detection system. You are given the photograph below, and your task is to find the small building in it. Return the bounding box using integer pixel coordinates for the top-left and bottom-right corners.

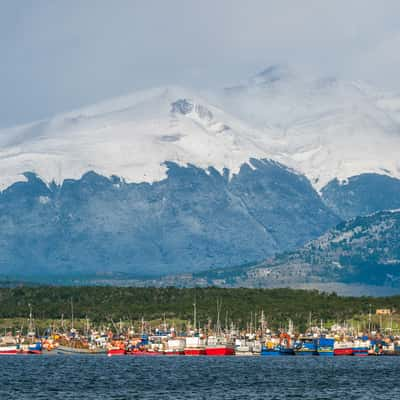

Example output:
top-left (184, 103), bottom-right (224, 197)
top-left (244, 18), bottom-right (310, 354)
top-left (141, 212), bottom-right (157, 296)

top-left (376, 309), bottom-right (392, 316)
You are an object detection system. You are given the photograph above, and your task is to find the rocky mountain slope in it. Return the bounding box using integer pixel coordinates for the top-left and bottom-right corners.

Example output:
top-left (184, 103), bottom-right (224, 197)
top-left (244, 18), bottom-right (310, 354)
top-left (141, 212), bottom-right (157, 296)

top-left (0, 160), bottom-right (338, 278)
top-left (321, 173), bottom-right (400, 219)
top-left (152, 210), bottom-right (400, 295)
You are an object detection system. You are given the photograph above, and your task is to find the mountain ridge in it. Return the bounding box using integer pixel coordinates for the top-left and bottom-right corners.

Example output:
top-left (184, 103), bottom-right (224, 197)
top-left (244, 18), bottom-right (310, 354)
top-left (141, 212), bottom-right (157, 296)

top-left (1, 67), bottom-right (400, 191)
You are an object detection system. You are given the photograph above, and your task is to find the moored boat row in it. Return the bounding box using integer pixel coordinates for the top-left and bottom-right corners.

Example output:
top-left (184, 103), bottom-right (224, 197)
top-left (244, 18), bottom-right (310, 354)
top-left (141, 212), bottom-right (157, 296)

top-left (2, 302), bottom-right (400, 357)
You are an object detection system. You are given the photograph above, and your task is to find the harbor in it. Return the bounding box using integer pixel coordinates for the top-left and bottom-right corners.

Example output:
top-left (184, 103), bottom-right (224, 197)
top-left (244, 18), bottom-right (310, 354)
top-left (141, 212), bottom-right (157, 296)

top-left (2, 304), bottom-right (400, 358)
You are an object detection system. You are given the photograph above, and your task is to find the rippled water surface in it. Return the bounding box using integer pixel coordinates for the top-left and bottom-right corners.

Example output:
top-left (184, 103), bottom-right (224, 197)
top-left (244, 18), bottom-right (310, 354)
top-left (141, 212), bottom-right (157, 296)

top-left (1, 355), bottom-right (399, 399)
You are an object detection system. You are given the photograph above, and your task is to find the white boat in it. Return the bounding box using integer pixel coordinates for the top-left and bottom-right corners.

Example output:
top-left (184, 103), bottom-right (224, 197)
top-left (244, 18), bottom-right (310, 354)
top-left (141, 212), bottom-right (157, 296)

top-left (0, 345), bottom-right (18, 355)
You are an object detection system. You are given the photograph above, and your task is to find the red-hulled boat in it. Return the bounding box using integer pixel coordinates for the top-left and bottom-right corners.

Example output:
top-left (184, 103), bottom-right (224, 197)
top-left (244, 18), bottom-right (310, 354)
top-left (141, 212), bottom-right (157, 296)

top-left (0, 345), bottom-right (18, 355)
top-left (334, 342), bottom-right (353, 356)
top-left (205, 336), bottom-right (235, 356)
top-left (205, 345), bottom-right (235, 356)
top-left (107, 348), bottom-right (126, 356)
top-left (184, 336), bottom-right (206, 356)
top-left (334, 348), bottom-right (353, 356)
top-left (184, 348), bottom-right (206, 356)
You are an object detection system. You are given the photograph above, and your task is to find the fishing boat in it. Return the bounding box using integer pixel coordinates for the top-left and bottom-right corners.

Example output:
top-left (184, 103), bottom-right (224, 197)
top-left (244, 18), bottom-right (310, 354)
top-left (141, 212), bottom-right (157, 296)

top-left (352, 338), bottom-right (370, 356)
top-left (0, 345), bottom-right (18, 355)
top-left (275, 333), bottom-right (295, 356)
top-left (28, 342), bottom-right (43, 354)
top-left (261, 345), bottom-right (295, 356)
top-left (277, 345), bottom-right (295, 355)
top-left (164, 338), bottom-right (185, 355)
top-left (315, 337), bottom-right (335, 356)
top-left (107, 348), bottom-right (126, 356)
top-left (128, 348), bottom-right (162, 356)
top-left (235, 338), bottom-right (261, 356)
top-left (105, 339), bottom-right (126, 356)
top-left (334, 341), bottom-right (354, 356)
top-left (19, 342), bottom-right (43, 355)
top-left (205, 336), bottom-right (235, 356)
top-left (261, 337), bottom-right (281, 356)
top-left (205, 345), bottom-right (235, 356)
top-left (381, 342), bottom-right (400, 356)
top-left (184, 347), bottom-right (206, 356)
top-left (261, 346), bottom-right (280, 356)
top-left (55, 336), bottom-right (107, 355)
top-left (235, 339), bottom-right (254, 356)
top-left (184, 336), bottom-right (206, 356)
top-left (352, 346), bottom-right (369, 356)
top-left (294, 337), bottom-right (318, 356)
top-left (56, 344), bottom-right (107, 355)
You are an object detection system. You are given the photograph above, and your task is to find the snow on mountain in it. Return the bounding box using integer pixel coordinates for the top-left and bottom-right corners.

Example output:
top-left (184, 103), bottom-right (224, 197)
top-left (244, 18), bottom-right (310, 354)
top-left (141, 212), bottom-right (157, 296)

top-left (218, 65), bottom-right (400, 189)
top-left (0, 86), bottom-right (284, 191)
top-left (1, 67), bottom-right (400, 191)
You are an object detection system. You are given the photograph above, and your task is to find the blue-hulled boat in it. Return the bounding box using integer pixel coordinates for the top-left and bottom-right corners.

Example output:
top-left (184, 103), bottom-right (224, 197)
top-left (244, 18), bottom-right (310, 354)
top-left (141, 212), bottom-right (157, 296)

top-left (261, 344), bottom-right (295, 356)
top-left (315, 337), bottom-right (334, 356)
top-left (294, 337), bottom-right (318, 356)
top-left (28, 342), bottom-right (42, 354)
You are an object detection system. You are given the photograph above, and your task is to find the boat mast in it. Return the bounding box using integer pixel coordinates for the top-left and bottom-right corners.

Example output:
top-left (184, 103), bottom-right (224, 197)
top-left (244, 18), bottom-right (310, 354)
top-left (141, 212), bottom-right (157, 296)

top-left (193, 301), bottom-right (197, 334)
top-left (216, 298), bottom-right (222, 335)
top-left (368, 304), bottom-right (372, 333)
top-left (163, 313), bottom-right (167, 332)
top-left (260, 310), bottom-right (265, 337)
top-left (28, 303), bottom-right (34, 339)
top-left (70, 297), bottom-right (74, 332)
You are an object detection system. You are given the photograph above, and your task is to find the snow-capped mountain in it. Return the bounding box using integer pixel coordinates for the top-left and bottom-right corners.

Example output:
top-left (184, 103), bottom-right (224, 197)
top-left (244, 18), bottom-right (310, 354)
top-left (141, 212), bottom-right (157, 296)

top-left (1, 66), bottom-right (400, 192)
top-left (218, 65), bottom-right (400, 189)
top-left (1, 66), bottom-right (400, 283)
top-left (0, 86), bottom-right (283, 191)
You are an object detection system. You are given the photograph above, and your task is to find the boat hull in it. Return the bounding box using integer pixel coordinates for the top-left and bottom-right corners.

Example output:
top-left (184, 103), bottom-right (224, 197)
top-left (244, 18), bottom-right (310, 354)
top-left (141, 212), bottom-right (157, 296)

top-left (317, 351), bottom-right (334, 356)
top-left (56, 345), bottom-right (106, 355)
top-left (334, 348), bottom-right (353, 356)
top-left (0, 347), bottom-right (18, 355)
top-left (316, 338), bottom-right (335, 356)
top-left (295, 350), bottom-right (318, 356)
top-left (205, 346), bottom-right (235, 356)
top-left (184, 348), bottom-right (206, 356)
top-left (107, 349), bottom-right (126, 356)
top-left (353, 348), bottom-right (369, 357)
top-left (261, 350), bottom-right (280, 356)
top-left (164, 350), bottom-right (185, 356)
top-left (278, 348), bottom-right (295, 356)
top-left (128, 351), bottom-right (162, 356)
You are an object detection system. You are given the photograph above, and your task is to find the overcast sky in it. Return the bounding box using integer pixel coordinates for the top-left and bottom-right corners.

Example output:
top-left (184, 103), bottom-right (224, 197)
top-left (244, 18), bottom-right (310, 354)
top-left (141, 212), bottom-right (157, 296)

top-left (1, 0), bottom-right (400, 127)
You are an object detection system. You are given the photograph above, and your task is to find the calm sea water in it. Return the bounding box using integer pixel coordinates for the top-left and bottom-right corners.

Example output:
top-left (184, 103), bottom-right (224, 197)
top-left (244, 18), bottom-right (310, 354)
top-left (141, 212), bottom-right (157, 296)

top-left (0, 355), bottom-right (399, 399)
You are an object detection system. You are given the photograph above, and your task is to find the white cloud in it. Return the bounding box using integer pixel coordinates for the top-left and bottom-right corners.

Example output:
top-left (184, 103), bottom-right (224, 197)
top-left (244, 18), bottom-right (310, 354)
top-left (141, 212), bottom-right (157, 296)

top-left (1, 0), bottom-right (400, 127)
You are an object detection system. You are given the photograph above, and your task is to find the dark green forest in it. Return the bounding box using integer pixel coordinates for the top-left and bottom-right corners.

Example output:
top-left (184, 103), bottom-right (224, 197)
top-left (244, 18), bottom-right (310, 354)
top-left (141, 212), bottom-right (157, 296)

top-left (0, 286), bottom-right (399, 331)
